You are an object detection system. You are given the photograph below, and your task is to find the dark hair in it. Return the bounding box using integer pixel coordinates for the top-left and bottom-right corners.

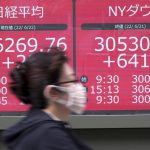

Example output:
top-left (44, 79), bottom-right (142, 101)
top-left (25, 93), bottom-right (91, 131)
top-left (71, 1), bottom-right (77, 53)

top-left (10, 47), bottom-right (67, 109)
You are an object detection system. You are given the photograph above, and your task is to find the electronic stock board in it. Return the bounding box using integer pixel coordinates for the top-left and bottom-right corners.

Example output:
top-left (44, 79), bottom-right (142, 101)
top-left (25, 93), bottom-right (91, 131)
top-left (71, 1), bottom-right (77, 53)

top-left (1, 0), bottom-right (150, 128)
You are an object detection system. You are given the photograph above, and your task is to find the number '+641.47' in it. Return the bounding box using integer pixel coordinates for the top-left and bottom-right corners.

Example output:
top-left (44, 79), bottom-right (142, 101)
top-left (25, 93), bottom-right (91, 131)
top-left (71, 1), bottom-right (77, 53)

top-left (104, 54), bottom-right (149, 68)
top-left (0, 37), bottom-right (67, 52)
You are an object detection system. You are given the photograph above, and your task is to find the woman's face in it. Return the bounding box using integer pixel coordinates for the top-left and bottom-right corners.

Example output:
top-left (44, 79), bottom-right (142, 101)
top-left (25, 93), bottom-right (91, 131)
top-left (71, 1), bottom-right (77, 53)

top-left (47, 63), bottom-right (87, 114)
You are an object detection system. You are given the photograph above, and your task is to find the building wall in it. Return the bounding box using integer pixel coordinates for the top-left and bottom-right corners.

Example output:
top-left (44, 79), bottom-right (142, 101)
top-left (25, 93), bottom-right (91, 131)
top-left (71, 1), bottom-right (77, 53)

top-left (74, 128), bottom-right (150, 150)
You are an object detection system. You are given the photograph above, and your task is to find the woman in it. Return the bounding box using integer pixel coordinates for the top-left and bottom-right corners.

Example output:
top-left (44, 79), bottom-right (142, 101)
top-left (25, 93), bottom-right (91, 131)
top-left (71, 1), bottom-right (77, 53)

top-left (1, 47), bottom-right (93, 150)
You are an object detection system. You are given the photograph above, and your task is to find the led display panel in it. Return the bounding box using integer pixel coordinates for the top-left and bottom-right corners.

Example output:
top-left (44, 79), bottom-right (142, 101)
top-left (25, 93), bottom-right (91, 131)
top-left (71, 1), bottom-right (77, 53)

top-left (0, 0), bottom-right (73, 111)
top-left (1, 0), bottom-right (150, 114)
top-left (76, 0), bottom-right (150, 112)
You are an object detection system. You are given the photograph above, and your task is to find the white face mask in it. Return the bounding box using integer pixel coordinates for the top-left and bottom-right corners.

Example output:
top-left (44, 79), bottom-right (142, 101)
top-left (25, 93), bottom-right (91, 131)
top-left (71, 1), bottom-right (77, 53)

top-left (50, 83), bottom-right (87, 114)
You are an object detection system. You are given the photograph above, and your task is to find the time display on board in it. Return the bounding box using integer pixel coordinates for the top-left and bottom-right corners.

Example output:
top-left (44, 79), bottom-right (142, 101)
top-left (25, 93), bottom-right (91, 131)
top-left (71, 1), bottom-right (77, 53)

top-left (90, 74), bottom-right (150, 104)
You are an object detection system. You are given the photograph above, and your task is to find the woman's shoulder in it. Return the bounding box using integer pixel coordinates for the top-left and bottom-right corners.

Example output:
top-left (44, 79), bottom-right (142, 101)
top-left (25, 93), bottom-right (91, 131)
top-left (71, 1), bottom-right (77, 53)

top-left (40, 123), bottom-right (93, 150)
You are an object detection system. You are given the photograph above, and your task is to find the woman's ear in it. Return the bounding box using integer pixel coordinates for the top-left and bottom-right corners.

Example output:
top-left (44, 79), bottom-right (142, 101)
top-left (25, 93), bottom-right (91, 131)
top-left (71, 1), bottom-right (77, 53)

top-left (43, 85), bottom-right (52, 100)
top-left (43, 85), bottom-right (59, 100)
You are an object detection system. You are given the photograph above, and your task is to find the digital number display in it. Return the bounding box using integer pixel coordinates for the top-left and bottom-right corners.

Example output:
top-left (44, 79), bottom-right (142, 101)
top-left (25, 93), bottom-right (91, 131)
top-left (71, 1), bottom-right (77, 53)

top-left (1, 0), bottom-right (150, 113)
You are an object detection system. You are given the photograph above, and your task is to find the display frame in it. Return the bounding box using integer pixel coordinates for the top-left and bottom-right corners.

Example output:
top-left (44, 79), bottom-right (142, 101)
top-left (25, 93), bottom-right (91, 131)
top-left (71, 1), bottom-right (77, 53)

top-left (1, 0), bottom-right (150, 129)
top-left (1, 114), bottom-right (150, 129)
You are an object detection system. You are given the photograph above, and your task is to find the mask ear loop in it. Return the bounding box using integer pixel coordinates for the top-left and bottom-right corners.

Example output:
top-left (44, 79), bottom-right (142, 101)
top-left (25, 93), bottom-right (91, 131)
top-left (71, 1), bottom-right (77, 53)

top-left (49, 85), bottom-right (69, 93)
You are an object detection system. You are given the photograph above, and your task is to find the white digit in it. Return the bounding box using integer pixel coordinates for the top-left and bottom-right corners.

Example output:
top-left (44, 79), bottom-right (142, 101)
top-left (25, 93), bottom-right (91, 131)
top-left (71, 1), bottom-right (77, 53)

top-left (141, 54), bottom-right (149, 68)
top-left (96, 85), bottom-right (102, 94)
top-left (114, 85), bottom-right (119, 93)
top-left (96, 96), bottom-right (102, 104)
top-left (107, 75), bottom-right (113, 83)
top-left (145, 85), bottom-right (150, 93)
top-left (113, 75), bottom-right (119, 83)
top-left (140, 36), bottom-right (149, 51)
top-left (0, 76), bottom-right (7, 85)
top-left (96, 75), bottom-right (102, 83)
top-left (145, 95), bottom-right (150, 103)
top-left (117, 54), bottom-right (127, 68)
top-left (145, 75), bottom-right (150, 83)
top-left (132, 95), bottom-right (137, 103)
top-left (17, 55), bottom-right (26, 63)
top-left (95, 37), bottom-right (104, 52)
top-left (45, 38), bottom-right (55, 51)
top-left (114, 95), bottom-right (119, 103)
top-left (16, 38), bottom-right (26, 52)
top-left (138, 75), bottom-right (144, 83)
top-left (1, 87), bottom-right (7, 95)
top-left (132, 75), bottom-right (138, 83)
top-left (0, 38), bottom-right (4, 52)
top-left (107, 96), bottom-right (113, 104)
top-left (28, 38), bottom-right (37, 52)
top-left (138, 95), bottom-right (144, 103)
top-left (91, 86), bottom-right (95, 94)
top-left (1, 97), bottom-right (7, 105)
top-left (129, 36), bottom-right (138, 51)
top-left (132, 85), bottom-right (138, 93)
top-left (138, 85), bottom-right (144, 93)
top-left (128, 54), bottom-right (138, 68)
top-left (106, 37), bottom-right (115, 51)
top-left (5, 38), bottom-right (14, 52)
top-left (118, 37), bottom-right (127, 51)
top-left (57, 37), bottom-right (67, 51)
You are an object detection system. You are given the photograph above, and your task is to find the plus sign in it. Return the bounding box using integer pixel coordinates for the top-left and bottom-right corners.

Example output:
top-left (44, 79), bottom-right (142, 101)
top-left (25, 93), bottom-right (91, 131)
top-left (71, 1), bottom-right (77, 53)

top-left (2, 57), bottom-right (14, 69)
top-left (103, 56), bottom-right (115, 68)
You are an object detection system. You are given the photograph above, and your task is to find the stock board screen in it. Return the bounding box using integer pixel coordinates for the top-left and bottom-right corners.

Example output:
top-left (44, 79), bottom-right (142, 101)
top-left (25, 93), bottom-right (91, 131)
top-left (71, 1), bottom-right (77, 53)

top-left (0, 0), bottom-right (150, 113)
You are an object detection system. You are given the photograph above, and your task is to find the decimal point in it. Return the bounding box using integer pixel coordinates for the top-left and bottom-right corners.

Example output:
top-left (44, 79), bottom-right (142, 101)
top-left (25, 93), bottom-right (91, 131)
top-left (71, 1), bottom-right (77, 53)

top-left (40, 49), bottom-right (43, 52)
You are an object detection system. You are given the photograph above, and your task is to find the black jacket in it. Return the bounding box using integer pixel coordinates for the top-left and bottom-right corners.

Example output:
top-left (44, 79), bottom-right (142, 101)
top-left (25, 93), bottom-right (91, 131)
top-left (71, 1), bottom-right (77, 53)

top-left (1, 109), bottom-right (93, 150)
